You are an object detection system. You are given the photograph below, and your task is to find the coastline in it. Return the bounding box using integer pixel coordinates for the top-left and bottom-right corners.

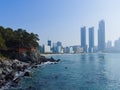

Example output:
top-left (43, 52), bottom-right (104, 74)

top-left (0, 56), bottom-right (60, 90)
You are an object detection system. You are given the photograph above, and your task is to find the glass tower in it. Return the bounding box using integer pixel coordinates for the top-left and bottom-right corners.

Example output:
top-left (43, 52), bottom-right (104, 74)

top-left (81, 26), bottom-right (87, 52)
top-left (98, 20), bottom-right (105, 52)
top-left (48, 40), bottom-right (51, 47)
top-left (89, 27), bottom-right (94, 53)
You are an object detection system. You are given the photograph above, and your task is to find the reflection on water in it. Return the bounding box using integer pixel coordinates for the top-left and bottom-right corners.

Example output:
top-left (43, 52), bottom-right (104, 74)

top-left (9, 53), bottom-right (120, 90)
top-left (78, 53), bottom-right (108, 90)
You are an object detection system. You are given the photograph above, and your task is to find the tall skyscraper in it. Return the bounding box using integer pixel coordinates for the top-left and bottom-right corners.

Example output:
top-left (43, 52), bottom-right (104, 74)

top-left (98, 20), bottom-right (105, 52)
top-left (89, 27), bottom-right (94, 53)
top-left (81, 26), bottom-right (87, 52)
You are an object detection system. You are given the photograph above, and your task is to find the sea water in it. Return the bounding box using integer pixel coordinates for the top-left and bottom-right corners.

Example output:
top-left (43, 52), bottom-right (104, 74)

top-left (9, 53), bottom-right (120, 90)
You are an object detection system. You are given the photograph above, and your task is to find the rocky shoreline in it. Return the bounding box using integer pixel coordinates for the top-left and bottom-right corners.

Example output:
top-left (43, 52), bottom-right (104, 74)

top-left (0, 56), bottom-right (60, 89)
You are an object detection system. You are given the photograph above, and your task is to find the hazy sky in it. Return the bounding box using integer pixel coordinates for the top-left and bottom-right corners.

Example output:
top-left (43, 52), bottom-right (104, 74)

top-left (0, 0), bottom-right (120, 46)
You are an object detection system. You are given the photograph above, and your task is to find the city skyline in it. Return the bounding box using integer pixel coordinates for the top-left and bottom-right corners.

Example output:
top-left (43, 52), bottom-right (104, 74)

top-left (80, 20), bottom-right (105, 52)
top-left (0, 0), bottom-right (120, 46)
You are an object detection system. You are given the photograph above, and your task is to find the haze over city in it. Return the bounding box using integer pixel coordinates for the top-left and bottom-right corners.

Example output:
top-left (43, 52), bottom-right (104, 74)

top-left (0, 0), bottom-right (120, 46)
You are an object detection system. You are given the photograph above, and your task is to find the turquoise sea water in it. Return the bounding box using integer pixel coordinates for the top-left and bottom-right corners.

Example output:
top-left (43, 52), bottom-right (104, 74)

top-left (9, 53), bottom-right (120, 90)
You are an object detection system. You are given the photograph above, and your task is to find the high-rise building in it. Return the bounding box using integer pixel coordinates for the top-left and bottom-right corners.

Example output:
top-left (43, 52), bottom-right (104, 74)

top-left (106, 40), bottom-right (112, 48)
top-left (47, 40), bottom-right (51, 47)
top-left (98, 20), bottom-right (105, 52)
top-left (43, 45), bottom-right (51, 53)
top-left (52, 43), bottom-right (57, 53)
top-left (114, 38), bottom-right (120, 48)
top-left (57, 41), bottom-right (62, 47)
top-left (89, 27), bottom-right (94, 53)
top-left (81, 26), bottom-right (87, 52)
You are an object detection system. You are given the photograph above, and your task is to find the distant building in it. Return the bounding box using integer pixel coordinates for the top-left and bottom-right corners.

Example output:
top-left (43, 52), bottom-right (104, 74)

top-left (114, 38), bottom-right (120, 48)
top-left (47, 40), bottom-right (51, 47)
top-left (56, 46), bottom-right (61, 53)
top-left (89, 27), bottom-right (94, 53)
top-left (81, 26), bottom-right (87, 52)
top-left (106, 41), bottom-right (112, 48)
top-left (98, 20), bottom-right (105, 52)
top-left (52, 42), bottom-right (63, 53)
top-left (53, 41), bottom-right (63, 53)
top-left (39, 45), bottom-right (44, 53)
top-left (43, 45), bottom-right (52, 53)
top-left (72, 45), bottom-right (83, 53)
top-left (63, 47), bottom-right (74, 54)
top-left (52, 43), bottom-right (57, 53)
top-left (56, 46), bottom-right (63, 53)
top-left (104, 38), bottom-right (120, 53)
top-left (57, 41), bottom-right (62, 47)
top-left (63, 47), bottom-right (69, 53)
top-left (76, 47), bottom-right (83, 53)
top-left (104, 41), bottom-right (113, 52)
top-left (69, 47), bottom-right (74, 53)
top-left (94, 46), bottom-right (98, 53)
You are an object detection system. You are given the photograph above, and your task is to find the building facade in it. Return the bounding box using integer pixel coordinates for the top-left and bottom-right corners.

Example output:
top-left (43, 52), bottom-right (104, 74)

top-left (89, 27), bottom-right (94, 53)
top-left (81, 26), bottom-right (87, 52)
top-left (106, 40), bottom-right (112, 48)
top-left (47, 40), bottom-right (51, 47)
top-left (43, 45), bottom-right (51, 53)
top-left (98, 20), bottom-right (105, 52)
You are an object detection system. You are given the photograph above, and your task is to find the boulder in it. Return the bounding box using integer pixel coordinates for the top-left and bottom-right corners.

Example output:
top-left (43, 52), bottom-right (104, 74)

top-left (5, 72), bottom-right (14, 81)
top-left (13, 77), bottom-right (21, 84)
top-left (24, 71), bottom-right (31, 76)
top-left (0, 79), bottom-right (6, 87)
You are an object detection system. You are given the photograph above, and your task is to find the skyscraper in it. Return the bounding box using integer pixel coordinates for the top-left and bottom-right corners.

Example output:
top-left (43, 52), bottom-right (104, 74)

top-left (89, 27), bottom-right (94, 53)
top-left (81, 26), bottom-right (87, 52)
top-left (57, 41), bottom-right (62, 47)
top-left (47, 40), bottom-right (51, 47)
top-left (98, 20), bottom-right (105, 52)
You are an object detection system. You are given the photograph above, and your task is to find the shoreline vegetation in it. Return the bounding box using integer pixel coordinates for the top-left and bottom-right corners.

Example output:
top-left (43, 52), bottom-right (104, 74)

top-left (0, 26), bottom-right (60, 89)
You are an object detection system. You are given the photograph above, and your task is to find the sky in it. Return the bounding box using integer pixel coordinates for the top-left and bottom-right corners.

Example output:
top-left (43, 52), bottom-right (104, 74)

top-left (0, 0), bottom-right (120, 46)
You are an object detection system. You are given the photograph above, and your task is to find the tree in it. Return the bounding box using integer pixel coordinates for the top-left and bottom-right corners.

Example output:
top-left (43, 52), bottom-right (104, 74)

top-left (0, 26), bottom-right (39, 50)
top-left (0, 35), bottom-right (7, 49)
